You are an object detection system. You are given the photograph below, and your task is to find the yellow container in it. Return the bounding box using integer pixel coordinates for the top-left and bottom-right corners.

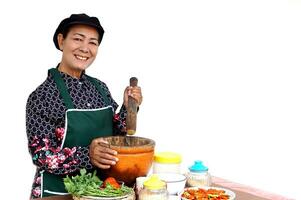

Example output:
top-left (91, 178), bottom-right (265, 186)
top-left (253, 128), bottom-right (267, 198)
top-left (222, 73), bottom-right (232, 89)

top-left (153, 152), bottom-right (182, 174)
top-left (139, 175), bottom-right (168, 200)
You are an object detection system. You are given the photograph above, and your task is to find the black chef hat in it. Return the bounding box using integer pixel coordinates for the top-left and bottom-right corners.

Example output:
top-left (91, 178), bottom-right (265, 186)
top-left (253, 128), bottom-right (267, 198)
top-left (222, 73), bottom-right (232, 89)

top-left (53, 13), bottom-right (104, 50)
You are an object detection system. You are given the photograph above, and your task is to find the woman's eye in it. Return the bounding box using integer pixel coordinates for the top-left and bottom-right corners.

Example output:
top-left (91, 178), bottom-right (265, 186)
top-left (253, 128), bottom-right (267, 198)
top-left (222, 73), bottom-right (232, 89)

top-left (90, 42), bottom-right (98, 46)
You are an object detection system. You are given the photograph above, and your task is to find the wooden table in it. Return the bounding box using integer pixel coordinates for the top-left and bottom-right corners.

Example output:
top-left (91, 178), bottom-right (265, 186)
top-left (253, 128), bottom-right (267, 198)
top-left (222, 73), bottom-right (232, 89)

top-left (35, 195), bottom-right (72, 200)
top-left (34, 190), bottom-right (277, 200)
top-left (212, 176), bottom-right (291, 200)
top-left (213, 184), bottom-right (270, 200)
top-left (34, 177), bottom-right (291, 200)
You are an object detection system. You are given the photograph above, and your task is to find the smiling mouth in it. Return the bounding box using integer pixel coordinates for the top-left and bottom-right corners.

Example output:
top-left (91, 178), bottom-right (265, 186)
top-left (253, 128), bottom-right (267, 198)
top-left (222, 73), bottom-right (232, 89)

top-left (75, 55), bottom-right (88, 61)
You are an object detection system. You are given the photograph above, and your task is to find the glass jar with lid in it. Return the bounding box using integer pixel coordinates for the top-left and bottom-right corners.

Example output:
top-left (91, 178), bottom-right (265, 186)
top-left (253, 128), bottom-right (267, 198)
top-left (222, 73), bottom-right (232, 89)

top-left (138, 174), bottom-right (168, 200)
top-left (186, 160), bottom-right (211, 187)
top-left (153, 152), bottom-right (182, 174)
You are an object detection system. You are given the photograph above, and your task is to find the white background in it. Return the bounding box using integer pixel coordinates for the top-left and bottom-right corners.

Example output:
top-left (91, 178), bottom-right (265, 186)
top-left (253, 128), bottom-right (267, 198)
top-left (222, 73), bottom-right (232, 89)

top-left (0, 0), bottom-right (300, 199)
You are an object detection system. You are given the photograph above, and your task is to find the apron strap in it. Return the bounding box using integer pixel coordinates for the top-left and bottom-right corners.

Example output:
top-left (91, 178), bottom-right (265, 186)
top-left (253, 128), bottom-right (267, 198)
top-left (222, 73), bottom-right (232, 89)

top-left (49, 68), bottom-right (111, 108)
top-left (86, 75), bottom-right (111, 106)
top-left (48, 68), bottom-right (74, 109)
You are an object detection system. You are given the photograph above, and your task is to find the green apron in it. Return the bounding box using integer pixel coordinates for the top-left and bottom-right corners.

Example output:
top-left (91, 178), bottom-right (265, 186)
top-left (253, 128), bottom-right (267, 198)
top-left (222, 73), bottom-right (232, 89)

top-left (41, 68), bottom-right (113, 197)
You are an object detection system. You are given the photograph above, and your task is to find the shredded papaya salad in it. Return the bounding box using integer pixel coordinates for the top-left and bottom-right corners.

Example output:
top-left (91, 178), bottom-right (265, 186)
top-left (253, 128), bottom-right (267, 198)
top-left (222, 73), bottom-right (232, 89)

top-left (64, 169), bottom-right (133, 197)
top-left (181, 187), bottom-right (230, 200)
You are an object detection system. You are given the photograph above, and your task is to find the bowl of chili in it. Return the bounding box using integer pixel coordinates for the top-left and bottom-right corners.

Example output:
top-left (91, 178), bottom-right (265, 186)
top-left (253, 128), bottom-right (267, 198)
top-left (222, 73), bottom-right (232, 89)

top-left (179, 186), bottom-right (236, 200)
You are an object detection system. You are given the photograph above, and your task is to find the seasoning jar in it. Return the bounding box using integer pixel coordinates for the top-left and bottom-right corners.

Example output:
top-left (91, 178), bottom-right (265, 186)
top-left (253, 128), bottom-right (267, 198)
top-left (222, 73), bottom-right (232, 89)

top-left (186, 160), bottom-right (211, 187)
top-left (153, 152), bottom-right (182, 174)
top-left (139, 175), bottom-right (168, 200)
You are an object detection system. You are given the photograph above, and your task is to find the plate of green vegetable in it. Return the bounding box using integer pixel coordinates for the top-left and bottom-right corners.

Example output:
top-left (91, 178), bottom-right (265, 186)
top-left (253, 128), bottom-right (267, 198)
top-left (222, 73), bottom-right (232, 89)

top-left (64, 169), bottom-right (134, 200)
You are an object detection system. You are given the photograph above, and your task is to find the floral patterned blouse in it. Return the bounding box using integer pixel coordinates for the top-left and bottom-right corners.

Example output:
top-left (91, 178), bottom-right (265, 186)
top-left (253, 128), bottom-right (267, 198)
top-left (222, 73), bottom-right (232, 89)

top-left (26, 69), bottom-right (127, 199)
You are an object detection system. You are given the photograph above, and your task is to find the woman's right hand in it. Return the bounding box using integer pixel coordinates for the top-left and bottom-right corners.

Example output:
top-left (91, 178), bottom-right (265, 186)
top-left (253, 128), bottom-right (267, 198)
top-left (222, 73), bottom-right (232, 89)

top-left (89, 138), bottom-right (118, 169)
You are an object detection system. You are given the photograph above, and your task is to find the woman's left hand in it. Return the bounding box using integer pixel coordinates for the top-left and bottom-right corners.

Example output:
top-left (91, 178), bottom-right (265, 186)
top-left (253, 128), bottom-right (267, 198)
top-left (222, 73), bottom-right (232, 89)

top-left (123, 86), bottom-right (142, 108)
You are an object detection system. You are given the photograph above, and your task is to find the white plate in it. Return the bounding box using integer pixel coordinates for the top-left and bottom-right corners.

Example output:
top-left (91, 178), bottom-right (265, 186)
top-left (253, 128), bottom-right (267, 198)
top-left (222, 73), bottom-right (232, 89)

top-left (179, 186), bottom-right (236, 200)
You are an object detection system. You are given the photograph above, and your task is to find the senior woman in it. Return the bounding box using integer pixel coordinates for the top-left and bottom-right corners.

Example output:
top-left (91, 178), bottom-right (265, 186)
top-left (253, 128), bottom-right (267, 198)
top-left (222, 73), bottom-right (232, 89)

top-left (26, 13), bottom-right (142, 199)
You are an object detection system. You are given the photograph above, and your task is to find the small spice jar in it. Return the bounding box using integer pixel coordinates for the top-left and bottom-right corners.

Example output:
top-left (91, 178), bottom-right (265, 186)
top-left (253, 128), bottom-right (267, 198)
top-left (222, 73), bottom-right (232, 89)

top-left (153, 152), bottom-right (182, 174)
top-left (186, 160), bottom-right (211, 187)
top-left (139, 175), bottom-right (168, 200)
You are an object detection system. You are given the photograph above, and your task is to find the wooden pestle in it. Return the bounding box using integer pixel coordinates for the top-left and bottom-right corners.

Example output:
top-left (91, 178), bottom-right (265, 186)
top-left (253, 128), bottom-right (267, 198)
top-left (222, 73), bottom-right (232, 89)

top-left (126, 77), bottom-right (138, 135)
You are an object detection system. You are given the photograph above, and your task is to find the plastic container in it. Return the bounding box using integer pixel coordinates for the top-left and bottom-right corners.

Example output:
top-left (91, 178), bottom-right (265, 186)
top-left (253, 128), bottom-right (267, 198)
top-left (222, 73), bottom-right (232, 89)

top-left (139, 175), bottom-right (168, 200)
top-left (153, 152), bottom-right (182, 174)
top-left (186, 160), bottom-right (211, 187)
top-left (135, 176), bottom-right (148, 195)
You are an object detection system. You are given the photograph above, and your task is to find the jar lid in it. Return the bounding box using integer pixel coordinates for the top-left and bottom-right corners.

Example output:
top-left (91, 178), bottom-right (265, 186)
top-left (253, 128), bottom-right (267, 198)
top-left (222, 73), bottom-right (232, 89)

top-left (143, 175), bottom-right (166, 190)
top-left (154, 152), bottom-right (182, 164)
top-left (189, 160), bottom-right (208, 172)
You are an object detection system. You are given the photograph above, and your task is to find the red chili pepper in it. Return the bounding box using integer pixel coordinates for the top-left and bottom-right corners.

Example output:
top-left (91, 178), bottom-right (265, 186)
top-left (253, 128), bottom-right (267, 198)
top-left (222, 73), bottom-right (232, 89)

top-left (102, 177), bottom-right (120, 189)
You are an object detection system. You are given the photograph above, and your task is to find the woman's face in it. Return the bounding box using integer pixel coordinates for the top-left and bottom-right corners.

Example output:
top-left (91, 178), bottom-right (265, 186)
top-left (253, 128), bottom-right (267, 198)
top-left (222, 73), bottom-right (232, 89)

top-left (58, 24), bottom-right (99, 74)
